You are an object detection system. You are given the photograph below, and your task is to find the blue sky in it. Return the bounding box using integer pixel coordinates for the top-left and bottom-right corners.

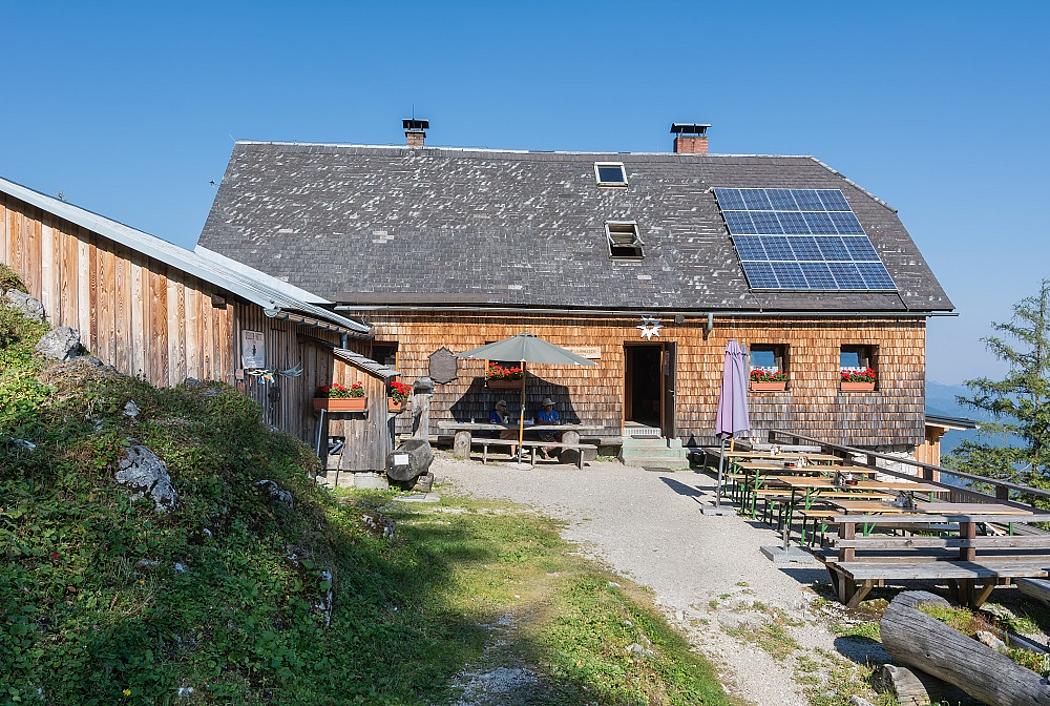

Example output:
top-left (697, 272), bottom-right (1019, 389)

top-left (5, 1), bottom-right (1048, 384)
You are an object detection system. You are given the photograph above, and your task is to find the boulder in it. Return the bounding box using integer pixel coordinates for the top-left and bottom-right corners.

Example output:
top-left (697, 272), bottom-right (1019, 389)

top-left (256, 479), bottom-right (293, 509)
top-left (35, 326), bottom-right (83, 361)
top-left (115, 444), bottom-right (178, 513)
top-left (124, 400), bottom-right (140, 418)
top-left (4, 289), bottom-right (45, 321)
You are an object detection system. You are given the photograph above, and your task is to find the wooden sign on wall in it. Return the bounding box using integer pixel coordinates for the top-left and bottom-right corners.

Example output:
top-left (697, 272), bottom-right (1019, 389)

top-left (567, 346), bottom-right (601, 360)
top-left (428, 347), bottom-right (458, 384)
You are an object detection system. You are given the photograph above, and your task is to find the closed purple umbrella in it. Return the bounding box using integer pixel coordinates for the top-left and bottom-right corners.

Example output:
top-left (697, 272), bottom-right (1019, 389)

top-left (714, 339), bottom-right (751, 509)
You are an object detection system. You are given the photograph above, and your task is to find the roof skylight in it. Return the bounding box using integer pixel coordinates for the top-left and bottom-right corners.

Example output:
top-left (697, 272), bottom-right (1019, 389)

top-left (594, 162), bottom-right (628, 187)
top-left (606, 221), bottom-right (644, 259)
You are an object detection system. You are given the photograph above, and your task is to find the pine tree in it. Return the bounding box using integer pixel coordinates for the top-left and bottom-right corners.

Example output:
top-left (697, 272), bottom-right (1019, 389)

top-left (947, 279), bottom-right (1050, 490)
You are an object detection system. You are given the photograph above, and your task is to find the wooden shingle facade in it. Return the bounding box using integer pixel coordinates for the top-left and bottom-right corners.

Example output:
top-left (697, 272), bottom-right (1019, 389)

top-left (196, 126), bottom-right (955, 453)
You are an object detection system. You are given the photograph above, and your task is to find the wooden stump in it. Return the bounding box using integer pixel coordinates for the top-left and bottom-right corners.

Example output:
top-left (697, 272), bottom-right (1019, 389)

top-left (559, 429), bottom-right (581, 466)
top-left (872, 664), bottom-right (930, 706)
top-left (880, 591), bottom-right (1050, 706)
top-left (453, 430), bottom-right (471, 459)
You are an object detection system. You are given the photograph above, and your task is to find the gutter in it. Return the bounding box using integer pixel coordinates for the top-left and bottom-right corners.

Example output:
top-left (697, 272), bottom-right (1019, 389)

top-left (335, 304), bottom-right (957, 320)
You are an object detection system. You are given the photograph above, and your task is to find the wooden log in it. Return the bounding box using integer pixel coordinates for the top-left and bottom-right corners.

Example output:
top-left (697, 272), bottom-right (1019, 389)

top-left (387, 438), bottom-right (433, 483)
top-left (880, 590), bottom-right (1050, 706)
top-left (1017, 578), bottom-right (1050, 607)
top-left (871, 664), bottom-right (930, 706)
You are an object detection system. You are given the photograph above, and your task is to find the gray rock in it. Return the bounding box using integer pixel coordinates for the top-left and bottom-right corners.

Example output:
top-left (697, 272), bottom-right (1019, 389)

top-left (134, 559), bottom-right (159, 570)
top-left (361, 512), bottom-right (396, 539)
top-left (4, 290), bottom-right (45, 321)
top-left (124, 400), bottom-right (140, 418)
top-left (10, 438), bottom-right (37, 451)
top-left (976, 629), bottom-right (1008, 653)
top-left (626, 642), bottom-right (654, 658)
top-left (173, 562), bottom-right (187, 574)
top-left (256, 479), bottom-right (293, 509)
top-left (115, 445), bottom-right (178, 513)
top-left (316, 568), bottom-right (333, 628)
top-left (849, 696), bottom-right (875, 706)
top-left (35, 326), bottom-right (83, 361)
top-left (176, 687), bottom-right (194, 699)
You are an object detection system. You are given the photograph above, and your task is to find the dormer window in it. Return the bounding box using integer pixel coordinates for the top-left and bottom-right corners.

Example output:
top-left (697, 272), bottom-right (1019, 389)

top-left (594, 162), bottom-right (628, 187)
top-left (607, 221), bottom-right (644, 258)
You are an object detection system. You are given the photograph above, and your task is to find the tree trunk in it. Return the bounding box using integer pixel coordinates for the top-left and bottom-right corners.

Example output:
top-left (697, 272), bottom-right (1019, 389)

top-left (880, 591), bottom-right (1050, 706)
top-left (1017, 578), bottom-right (1050, 607)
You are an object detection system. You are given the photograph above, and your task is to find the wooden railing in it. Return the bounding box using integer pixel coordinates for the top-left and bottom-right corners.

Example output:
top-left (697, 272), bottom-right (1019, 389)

top-left (767, 429), bottom-right (1050, 508)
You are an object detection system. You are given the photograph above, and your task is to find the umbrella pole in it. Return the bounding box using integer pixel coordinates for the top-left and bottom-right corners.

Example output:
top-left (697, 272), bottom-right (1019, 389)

top-left (716, 437), bottom-right (726, 509)
top-left (518, 360), bottom-right (526, 463)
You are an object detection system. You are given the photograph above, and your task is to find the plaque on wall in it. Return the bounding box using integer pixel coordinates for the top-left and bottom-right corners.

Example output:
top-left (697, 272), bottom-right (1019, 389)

top-left (428, 347), bottom-right (458, 384)
top-left (567, 346), bottom-right (601, 360)
top-left (241, 330), bottom-right (266, 369)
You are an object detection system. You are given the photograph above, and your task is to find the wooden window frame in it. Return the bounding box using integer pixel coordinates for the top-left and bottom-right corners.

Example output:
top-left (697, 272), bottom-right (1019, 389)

top-left (839, 344), bottom-right (879, 391)
top-left (749, 343), bottom-right (789, 375)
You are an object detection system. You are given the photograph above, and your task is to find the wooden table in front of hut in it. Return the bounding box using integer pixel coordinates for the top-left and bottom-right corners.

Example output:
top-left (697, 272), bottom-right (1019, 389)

top-left (437, 421), bottom-right (602, 460)
top-left (734, 462), bottom-right (878, 515)
top-left (777, 477), bottom-right (950, 549)
top-left (722, 450), bottom-right (842, 463)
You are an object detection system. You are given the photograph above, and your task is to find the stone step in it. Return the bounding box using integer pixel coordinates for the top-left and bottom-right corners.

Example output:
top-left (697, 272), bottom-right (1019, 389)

top-left (620, 436), bottom-right (684, 450)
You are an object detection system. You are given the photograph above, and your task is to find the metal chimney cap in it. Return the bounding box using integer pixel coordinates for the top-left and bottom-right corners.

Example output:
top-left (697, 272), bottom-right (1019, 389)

top-left (402, 118), bottom-right (430, 132)
top-left (670, 123), bottom-right (711, 135)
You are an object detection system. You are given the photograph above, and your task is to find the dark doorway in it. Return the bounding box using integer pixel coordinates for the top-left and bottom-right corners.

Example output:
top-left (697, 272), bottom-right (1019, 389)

top-left (624, 344), bottom-right (663, 428)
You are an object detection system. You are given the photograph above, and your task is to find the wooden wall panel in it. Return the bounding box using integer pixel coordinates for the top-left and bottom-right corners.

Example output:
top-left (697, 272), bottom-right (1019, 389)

top-left (0, 195), bottom-right (235, 391)
top-left (365, 312), bottom-right (928, 449)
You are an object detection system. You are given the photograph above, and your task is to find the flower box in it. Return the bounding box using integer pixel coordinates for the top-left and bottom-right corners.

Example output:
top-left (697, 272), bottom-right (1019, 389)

top-left (486, 378), bottom-right (524, 390)
top-left (388, 399), bottom-right (405, 413)
top-left (313, 397), bottom-right (366, 412)
top-left (750, 380), bottom-right (787, 392)
top-left (840, 381), bottom-right (876, 393)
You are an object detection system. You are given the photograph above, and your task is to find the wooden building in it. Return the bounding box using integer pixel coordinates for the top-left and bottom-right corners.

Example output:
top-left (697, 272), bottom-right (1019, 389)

top-left (198, 121), bottom-right (955, 462)
top-left (0, 176), bottom-right (394, 472)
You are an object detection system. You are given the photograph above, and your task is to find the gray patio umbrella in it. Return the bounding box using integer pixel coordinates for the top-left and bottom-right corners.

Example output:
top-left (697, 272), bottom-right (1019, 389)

top-left (713, 339), bottom-right (751, 509)
top-left (458, 333), bottom-right (596, 459)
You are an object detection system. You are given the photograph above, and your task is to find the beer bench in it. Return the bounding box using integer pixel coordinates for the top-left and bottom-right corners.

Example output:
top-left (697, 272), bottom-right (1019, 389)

top-left (823, 513), bottom-right (1050, 608)
top-left (470, 438), bottom-right (598, 469)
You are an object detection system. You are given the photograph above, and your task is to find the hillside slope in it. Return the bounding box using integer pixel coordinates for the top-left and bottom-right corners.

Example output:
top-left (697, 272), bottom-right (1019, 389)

top-left (0, 268), bottom-right (732, 706)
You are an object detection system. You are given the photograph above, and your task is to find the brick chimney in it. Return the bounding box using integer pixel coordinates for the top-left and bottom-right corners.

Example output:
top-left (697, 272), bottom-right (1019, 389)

top-left (403, 118), bottom-right (429, 148)
top-left (671, 123), bottom-right (711, 154)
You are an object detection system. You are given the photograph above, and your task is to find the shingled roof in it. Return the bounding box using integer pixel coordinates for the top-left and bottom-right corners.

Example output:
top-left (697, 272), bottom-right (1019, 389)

top-left (198, 142), bottom-right (953, 314)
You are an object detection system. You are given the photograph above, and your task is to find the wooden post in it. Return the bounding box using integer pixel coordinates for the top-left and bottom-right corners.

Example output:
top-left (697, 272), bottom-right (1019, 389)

top-left (839, 521), bottom-right (856, 563)
top-left (411, 376), bottom-right (434, 441)
top-left (960, 521), bottom-right (976, 562)
top-left (996, 485), bottom-right (1010, 502)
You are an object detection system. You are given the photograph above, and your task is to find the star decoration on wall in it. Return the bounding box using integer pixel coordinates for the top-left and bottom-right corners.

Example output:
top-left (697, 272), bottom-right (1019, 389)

top-left (637, 316), bottom-right (663, 340)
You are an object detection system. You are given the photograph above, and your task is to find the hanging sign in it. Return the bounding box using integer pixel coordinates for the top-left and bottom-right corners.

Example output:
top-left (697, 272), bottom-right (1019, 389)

top-left (241, 330), bottom-right (266, 369)
top-left (567, 346), bottom-right (601, 359)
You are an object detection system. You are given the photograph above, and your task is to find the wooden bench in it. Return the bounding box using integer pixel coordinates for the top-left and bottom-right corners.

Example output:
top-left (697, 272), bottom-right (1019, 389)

top-left (470, 438), bottom-right (598, 469)
top-left (824, 513), bottom-right (1050, 608)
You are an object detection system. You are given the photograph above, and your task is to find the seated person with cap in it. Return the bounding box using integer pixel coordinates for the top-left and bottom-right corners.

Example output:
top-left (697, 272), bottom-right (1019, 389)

top-left (536, 397), bottom-right (561, 457)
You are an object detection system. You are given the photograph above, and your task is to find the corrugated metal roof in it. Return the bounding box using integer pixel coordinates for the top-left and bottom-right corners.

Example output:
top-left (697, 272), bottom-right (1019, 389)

top-left (0, 175), bottom-right (369, 334)
top-left (332, 348), bottom-right (399, 379)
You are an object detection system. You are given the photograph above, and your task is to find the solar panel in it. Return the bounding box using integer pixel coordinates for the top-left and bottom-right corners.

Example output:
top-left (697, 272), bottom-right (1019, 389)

top-left (713, 187), bottom-right (896, 291)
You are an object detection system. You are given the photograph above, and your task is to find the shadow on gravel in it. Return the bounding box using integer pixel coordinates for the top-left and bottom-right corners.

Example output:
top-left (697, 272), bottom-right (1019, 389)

top-left (659, 476), bottom-right (704, 500)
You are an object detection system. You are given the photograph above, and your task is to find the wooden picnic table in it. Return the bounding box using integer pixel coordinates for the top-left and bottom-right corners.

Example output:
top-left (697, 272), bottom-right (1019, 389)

top-left (722, 450), bottom-right (841, 463)
top-left (914, 502), bottom-right (1036, 516)
top-left (437, 422), bottom-right (603, 461)
top-left (736, 461), bottom-right (872, 473)
top-left (437, 421), bottom-right (603, 433)
top-left (776, 477), bottom-right (949, 550)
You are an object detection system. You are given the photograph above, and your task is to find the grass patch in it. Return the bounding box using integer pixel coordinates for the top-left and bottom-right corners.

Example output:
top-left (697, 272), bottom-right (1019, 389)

top-left (0, 291), bottom-right (732, 705)
top-left (725, 618), bottom-right (800, 662)
top-left (830, 620), bottom-right (880, 641)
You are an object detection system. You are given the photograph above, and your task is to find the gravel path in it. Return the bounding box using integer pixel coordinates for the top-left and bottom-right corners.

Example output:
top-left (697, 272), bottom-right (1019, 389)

top-left (434, 454), bottom-right (885, 706)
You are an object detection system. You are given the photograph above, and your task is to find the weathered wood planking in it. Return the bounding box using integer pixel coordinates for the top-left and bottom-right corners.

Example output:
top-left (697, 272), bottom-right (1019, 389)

top-left (366, 311), bottom-right (927, 448)
top-left (0, 195), bottom-right (235, 389)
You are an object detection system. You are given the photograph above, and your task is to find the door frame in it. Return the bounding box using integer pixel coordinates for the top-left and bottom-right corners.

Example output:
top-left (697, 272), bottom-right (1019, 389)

top-left (623, 341), bottom-right (676, 436)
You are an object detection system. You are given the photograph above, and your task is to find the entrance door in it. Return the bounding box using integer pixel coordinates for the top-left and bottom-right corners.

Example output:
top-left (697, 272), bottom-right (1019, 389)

top-left (624, 344), bottom-right (662, 428)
